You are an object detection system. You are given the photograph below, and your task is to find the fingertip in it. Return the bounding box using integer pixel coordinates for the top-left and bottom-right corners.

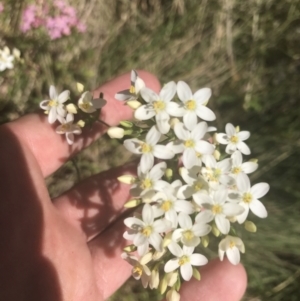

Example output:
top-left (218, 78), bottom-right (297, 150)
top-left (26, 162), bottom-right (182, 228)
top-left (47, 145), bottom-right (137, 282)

top-left (180, 258), bottom-right (247, 301)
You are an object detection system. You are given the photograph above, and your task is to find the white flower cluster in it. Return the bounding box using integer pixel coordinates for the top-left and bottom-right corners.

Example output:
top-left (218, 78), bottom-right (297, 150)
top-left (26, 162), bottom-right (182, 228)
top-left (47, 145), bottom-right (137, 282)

top-left (39, 84), bottom-right (106, 145)
top-left (0, 46), bottom-right (21, 72)
top-left (112, 70), bottom-right (269, 301)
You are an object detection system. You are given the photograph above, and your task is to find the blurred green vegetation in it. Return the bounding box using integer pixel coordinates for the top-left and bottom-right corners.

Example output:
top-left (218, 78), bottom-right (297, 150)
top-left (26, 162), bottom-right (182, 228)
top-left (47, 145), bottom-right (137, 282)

top-left (1, 0), bottom-right (300, 300)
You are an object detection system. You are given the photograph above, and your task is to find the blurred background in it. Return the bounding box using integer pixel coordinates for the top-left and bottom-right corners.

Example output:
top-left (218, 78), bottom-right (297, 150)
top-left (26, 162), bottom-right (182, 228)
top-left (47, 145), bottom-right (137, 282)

top-left (1, 0), bottom-right (300, 300)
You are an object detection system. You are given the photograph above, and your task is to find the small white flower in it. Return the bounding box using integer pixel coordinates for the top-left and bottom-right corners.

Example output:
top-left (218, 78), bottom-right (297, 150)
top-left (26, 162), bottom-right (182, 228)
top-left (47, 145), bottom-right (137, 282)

top-left (124, 204), bottom-right (171, 256)
top-left (115, 69), bottom-right (145, 101)
top-left (193, 189), bottom-right (244, 235)
top-left (230, 151), bottom-right (258, 180)
top-left (232, 173), bottom-right (269, 224)
top-left (172, 212), bottom-right (211, 247)
top-left (217, 123), bottom-right (251, 155)
top-left (164, 242), bottom-right (208, 281)
top-left (177, 81), bottom-right (216, 130)
top-left (78, 91), bottom-right (106, 113)
top-left (218, 235), bottom-right (245, 265)
top-left (0, 46), bottom-right (14, 72)
top-left (168, 122), bottom-right (214, 169)
top-left (121, 252), bottom-right (151, 288)
top-left (152, 180), bottom-right (194, 228)
top-left (130, 162), bottom-right (169, 198)
top-left (56, 113), bottom-right (82, 145)
top-left (40, 85), bottom-right (70, 124)
top-left (107, 127), bottom-right (125, 139)
top-left (177, 166), bottom-right (209, 199)
top-left (135, 81), bottom-right (183, 134)
top-left (124, 125), bottom-right (174, 173)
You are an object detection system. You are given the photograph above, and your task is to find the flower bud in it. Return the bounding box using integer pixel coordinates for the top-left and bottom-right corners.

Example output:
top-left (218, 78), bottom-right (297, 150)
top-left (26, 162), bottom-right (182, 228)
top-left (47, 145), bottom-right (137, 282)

top-left (76, 82), bottom-right (84, 93)
top-left (77, 120), bottom-right (85, 128)
top-left (166, 289), bottom-right (180, 301)
top-left (245, 220), bottom-right (257, 232)
top-left (107, 127), bottom-right (125, 139)
top-left (192, 267), bottom-right (201, 280)
top-left (212, 223), bottom-right (220, 237)
top-left (166, 271), bottom-right (178, 287)
top-left (165, 168), bottom-right (173, 182)
top-left (213, 149), bottom-right (221, 160)
top-left (150, 269), bottom-right (159, 289)
top-left (201, 235), bottom-right (209, 248)
top-left (169, 117), bottom-right (180, 129)
top-left (124, 199), bottom-right (141, 208)
top-left (123, 245), bottom-right (137, 252)
top-left (66, 103), bottom-right (78, 114)
top-left (127, 100), bottom-right (142, 109)
top-left (119, 120), bottom-right (133, 128)
top-left (117, 175), bottom-right (136, 184)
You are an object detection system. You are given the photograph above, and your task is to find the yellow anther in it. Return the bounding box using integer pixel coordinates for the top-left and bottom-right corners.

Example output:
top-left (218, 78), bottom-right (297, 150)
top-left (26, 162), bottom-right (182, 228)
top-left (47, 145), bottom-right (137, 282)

top-left (140, 178), bottom-right (153, 190)
top-left (80, 103), bottom-right (91, 110)
top-left (196, 152), bottom-right (202, 158)
top-left (133, 265), bottom-right (143, 277)
top-left (184, 139), bottom-right (195, 148)
top-left (161, 200), bottom-right (172, 212)
top-left (243, 192), bottom-right (252, 203)
top-left (229, 241), bottom-right (236, 249)
top-left (212, 204), bottom-right (223, 215)
top-left (153, 101), bottom-right (166, 112)
top-left (230, 135), bottom-right (239, 144)
top-left (183, 230), bottom-right (194, 241)
top-left (129, 85), bottom-right (136, 94)
top-left (193, 182), bottom-right (203, 191)
top-left (232, 167), bottom-right (241, 174)
top-left (141, 226), bottom-right (153, 237)
top-left (179, 255), bottom-right (190, 266)
top-left (141, 143), bottom-right (152, 153)
top-left (48, 100), bottom-right (58, 107)
top-left (185, 100), bottom-right (196, 111)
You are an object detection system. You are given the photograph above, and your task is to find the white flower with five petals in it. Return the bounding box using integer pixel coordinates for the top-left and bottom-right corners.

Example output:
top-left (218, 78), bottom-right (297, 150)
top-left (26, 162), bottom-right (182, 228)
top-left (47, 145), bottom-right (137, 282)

top-left (218, 235), bottom-right (245, 265)
top-left (177, 81), bottom-right (216, 130)
top-left (124, 125), bottom-right (174, 173)
top-left (135, 81), bottom-right (183, 134)
top-left (164, 242), bottom-right (208, 281)
top-left (230, 151), bottom-right (258, 180)
top-left (78, 91), bottom-right (106, 113)
top-left (40, 85), bottom-right (70, 124)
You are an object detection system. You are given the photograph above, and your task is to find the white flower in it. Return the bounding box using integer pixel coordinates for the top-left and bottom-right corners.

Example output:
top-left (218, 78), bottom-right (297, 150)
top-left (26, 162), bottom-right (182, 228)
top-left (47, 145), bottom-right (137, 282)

top-left (40, 85), bottom-right (70, 124)
top-left (177, 166), bottom-right (209, 199)
top-left (177, 81), bottom-right (216, 130)
top-left (135, 81), bottom-right (183, 134)
top-left (201, 157), bottom-right (234, 189)
top-left (232, 173), bottom-right (269, 224)
top-left (217, 123), bottom-right (251, 155)
top-left (168, 122), bottom-right (214, 169)
top-left (193, 189), bottom-right (244, 235)
top-left (78, 91), bottom-right (106, 113)
top-left (218, 235), bottom-right (245, 265)
top-left (124, 125), bottom-right (174, 173)
top-left (121, 252), bottom-right (152, 288)
top-left (230, 151), bottom-right (258, 180)
top-left (152, 180), bottom-right (194, 228)
top-left (172, 212), bottom-right (211, 247)
top-left (115, 69), bottom-right (145, 101)
top-left (130, 162), bottom-right (169, 198)
top-left (55, 113), bottom-right (82, 145)
top-left (0, 46), bottom-right (14, 72)
top-left (124, 204), bottom-right (171, 256)
top-left (164, 242), bottom-right (208, 281)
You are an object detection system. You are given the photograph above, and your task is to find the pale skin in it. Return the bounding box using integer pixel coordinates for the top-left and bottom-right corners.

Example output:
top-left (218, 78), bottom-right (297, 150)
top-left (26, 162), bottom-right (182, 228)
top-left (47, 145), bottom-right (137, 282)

top-left (0, 71), bottom-right (247, 301)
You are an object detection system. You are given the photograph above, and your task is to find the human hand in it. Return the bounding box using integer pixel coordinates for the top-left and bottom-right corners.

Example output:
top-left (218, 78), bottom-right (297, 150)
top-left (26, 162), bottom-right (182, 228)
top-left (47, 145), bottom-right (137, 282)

top-left (0, 71), bottom-right (247, 301)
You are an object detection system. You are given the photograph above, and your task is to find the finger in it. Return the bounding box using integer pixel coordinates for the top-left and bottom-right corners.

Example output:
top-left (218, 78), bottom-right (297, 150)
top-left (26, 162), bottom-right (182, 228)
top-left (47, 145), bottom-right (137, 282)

top-left (53, 162), bottom-right (136, 241)
top-left (5, 71), bottom-right (160, 177)
top-left (180, 258), bottom-right (247, 301)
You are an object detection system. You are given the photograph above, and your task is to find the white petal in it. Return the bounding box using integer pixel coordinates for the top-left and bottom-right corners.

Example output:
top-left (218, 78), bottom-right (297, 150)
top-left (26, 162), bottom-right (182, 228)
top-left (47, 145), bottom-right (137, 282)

top-left (223, 203), bottom-right (245, 217)
top-left (135, 77), bottom-right (145, 93)
top-left (164, 259), bottom-right (180, 273)
top-left (183, 111), bottom-right (197, 131)
top-left (138, 242), bottom-right (149, 256)
top-left (236, 203), bottom-right (249, 224)
top-left (190, 254), bottom-right (208, 266)
top-left (48, 107), bottom-right (57, 124)
top-left (182, 236), bottom-right (200, 247)
top-left (242, 162), bottom-right (258, 174)
top-left (140, 153), bottom-right (154, 173)
top-left (195, 140), bottom-right (214, 155)
top-left (66, 133), bottom-right (74, 145)
top-left (166, 102), bottom-right (185, 117)
top-left (134, 233), bottom-right (148, 246)
top-left (215, 215), bottom-right (230, 234)
top-left (192, 223), bottom-right (211, 236)
top-left (149, 232), bottom-right (163, 251)
top-left (216, 133), bottom-right (229, 145)
top-left (174, 122), bottom-right (189, 140)
top-left (238, 141), bottom-right (251, 155)
top-left (153, 219), bottom-right (171, 233)
top-left (177, 185), bottom-right (194, 199)
top-left (238, 131), bottom-right (250, 141)
top-left (142, 204), bottom-right (154, 224)
top-left (49, 85), bottom-right (57, 100)
top-left (141, 87), bottom-right (158, 103)
top-left (172, 229), bottom-right (184, 242)
top-left (195, 210), bottom-right (214, 223)
top-left (146, 126), bottom-right (161, 145)
top-left (251, 183), bottom-right (270, 199)
top-left (174, 200), bottom-right (194, 214)
top-left (168, 242), bottom-right (183, 257)
top-left (236, 173), bottom-right (250, 192)
top-left (231, 151), bottom-right (242, 166)
top-left (123, 139), bottom-right (142, 154)
top-left (149, 162), bottom-right (167, 180)
top-left (180, 263), bottom-right (193, 281)
top-left (57, 105), bottom-right (67, 117)
top-left (225, 123), bottom-right (236, 136)
top-left (167, 141), bottom-right (184, 154)
top-left (226, 247), bottom-right (240, 265)
top-left (153, 145), bottom-right (174, 159)
top-left (195, 106), bottom-right (216, 121)
top-left (177, 81), bottom-right (192, 101)
top-left (160, 81), bottom-right (176, 102)
top-left (183, 148), bottom-right (197, 169)
top-left (135, 105), bottom-right (155, 120)
top-left (124, 217), bottom-right (144, 228)
top-left (191, 122), bottom-right (207, 140)
top-left (250, 199), bottom-right (267, 218)
top-left (178, 212), bottom-right (192, 229)
top-left (58, 90), bottom-right (70, 103)
top-left (214, 189), bottom-right (227, 204)
top-left (193, 88), bottom-right (212, 104)
top-left (156, 117), bottom-right (170, 134)
top-left (40, 100), bottom-right (49, 110)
